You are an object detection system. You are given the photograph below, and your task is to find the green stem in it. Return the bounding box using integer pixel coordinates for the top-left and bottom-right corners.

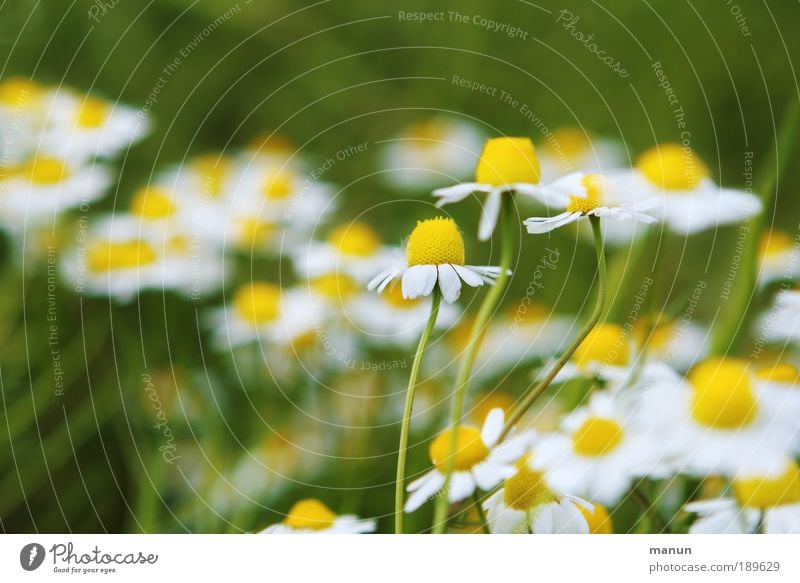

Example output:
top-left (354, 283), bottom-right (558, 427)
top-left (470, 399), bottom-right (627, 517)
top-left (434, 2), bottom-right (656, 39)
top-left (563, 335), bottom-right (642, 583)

top-left (395, 287), bottom-right (441, 534)
top-left (431, 199), bottom-right (514, 533)
top-left (631, 481), bottom-right (670, 534)
top-left (499, 215), bottom-right (607, 440)
top-left (472, 493), bottom-right (490, 534)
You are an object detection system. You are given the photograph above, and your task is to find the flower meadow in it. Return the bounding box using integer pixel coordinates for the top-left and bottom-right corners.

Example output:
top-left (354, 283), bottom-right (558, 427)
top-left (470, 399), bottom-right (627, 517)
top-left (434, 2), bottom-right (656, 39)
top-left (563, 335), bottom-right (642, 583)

top-left (2, 2), bottom-right (800, 538)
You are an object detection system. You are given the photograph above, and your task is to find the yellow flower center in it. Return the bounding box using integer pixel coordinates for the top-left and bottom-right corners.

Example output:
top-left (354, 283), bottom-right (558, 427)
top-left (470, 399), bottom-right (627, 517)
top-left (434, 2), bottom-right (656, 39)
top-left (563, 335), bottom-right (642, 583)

top-left (192, 154), bottom-right (230, 197)
top-left (503, 457), bottom-right (556, 511)
top-left (406, 217), bottom-right (465, 266)
top-left (238, 217), bottom-right (276, 245)
top-left (429, 425), bottom-right (489, 472)
top-left (578, 503), bottom-right (614, 534)
top-left (475, 137), bottom-right (541, 186)
top-left (572, 323), bottom-right (629, 369)
top-left (328, 222), bottom-right (381, 257)
top-left (636, 143), bottom-right (710, 191)
top-left (572, 416), bottom-right (625, 456)
top-left (0, 77), bottom-right (42, 108)
top-left (759, 230), bottom-right (794, 259)
top-left (405, 119), bottom-right (448, 143)
top-left (382, 281), bottom-right (423, 309)
top-left (283, 499), bottom-right (337, 530)
top-left (471, 392), bottom-right (515, 424)
top-left (130, 186), bottom-right (175, 219)
top-left (249, 133), bottom-right (294, 156)
top-left (755, 363), bottom-right (799, 384)
top-left (262, 170), bottom-right (294, 199)
top-left (20, 156), bottom-right (69, 185)
top-left (733, 462), bottom-right (800, 509)
top-left (87, 240), bottom-right (157, 272)
top-left (233, 283), bottom-right (281, 324)
top-left (549, 127), bottom-right (591, 159)
top-left (565, 174), bottom-right (605, 213)
top-left (312, 273), bottom-right (360, 300)
top-left (76, 96), bottom-right (109, 128)
top-left (689, 359), bottom-right (758, 429)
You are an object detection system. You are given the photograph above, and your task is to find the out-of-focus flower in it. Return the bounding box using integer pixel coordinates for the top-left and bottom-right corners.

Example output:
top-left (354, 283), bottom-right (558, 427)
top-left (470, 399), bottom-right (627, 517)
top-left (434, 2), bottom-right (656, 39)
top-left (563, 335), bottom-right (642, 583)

top-left (756, 288), bottom-right (800, 344)
top-left (259, 498), bottom-right (376, 534)
top-left (482, 455), bottom-right (594, 534)
top-left (524, 171), bottom-right (657, 234)
top-left (686, 459), bottom-right (800, 533)
top-left (380, 117), bottom-right (485, 190)
top-left (538, 127), bottom-right (625, 182)
top-left (0, 77), bottom-right (46, 157)
top-left (758, 230), bottom-right (800, 287)
top-left (534, 392), bottom-right (666, 505)
top-left (367, 217), bottom-right (508, 303)
top-left (433, 137), bottom-right (541, 240)
top-left (404, 408), bottom-right (535, 512)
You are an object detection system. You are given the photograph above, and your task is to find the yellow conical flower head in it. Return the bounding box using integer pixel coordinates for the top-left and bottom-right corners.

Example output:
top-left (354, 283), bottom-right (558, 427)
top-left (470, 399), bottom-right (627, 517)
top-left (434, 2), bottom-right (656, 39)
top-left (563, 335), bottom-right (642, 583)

top-left (689, 359), bottom-right (758, 429)
top-left (475, 137), bottom-right (541, 186)
top-left (429, 425), bottom-right (488, 471)
top-left (636, 143), bottom-right (710, 190)
top-left (233, 283), bottom-right (281, 324)
top-left (283, 499), bottom-right (337, 530)
top-left (406, 217), bottom-right (465, 267)
top-left (572, 324), bottom-right (630, 369)
top-left (733, 462), bottom-right (800, 509)
top-left (328, 222), bottom-right (381, 257)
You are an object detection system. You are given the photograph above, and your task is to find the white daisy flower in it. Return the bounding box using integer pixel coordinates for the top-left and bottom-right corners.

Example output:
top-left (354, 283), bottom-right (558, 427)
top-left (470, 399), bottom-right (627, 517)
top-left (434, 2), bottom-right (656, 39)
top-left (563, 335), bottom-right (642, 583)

top-left (534, 391), bottom-right (666, 506)
top-left (686, 459), bottom-right (800, 534)
top-left (380, 117), bottom-right (485, 190)
top-left (524, 171), bottom-right (658, 234)
top-left (756, 288), bottom-right (800, 344)
top-left (482, 455), bottom-right (600, 534)
top-left (42, 90), bottom-right (148, 161)
top-left (367, 217), bottom-right (508, 304)
top-left (433, 137), bottom-right (541, 240)
top-left (758, 230), bottom-right (800, 287)
top-left (208, 282), bottom-right (320, 350)
top-left (259, 498), bottom-right (376, 534)
top-left (538, 127), bottom-right (626, 182)
top-left (637, 358), bottom-right (800, 477)
top-left (0, 155), bottom-right (111, 226)
top-left (0, 77), bottom-right (46, 158)
top-left (615, 143), bottom-right (762, 235)
top-left (404, 408), bottom-right (535, 512)
top-left (295, 222), bottom-right (394, 284)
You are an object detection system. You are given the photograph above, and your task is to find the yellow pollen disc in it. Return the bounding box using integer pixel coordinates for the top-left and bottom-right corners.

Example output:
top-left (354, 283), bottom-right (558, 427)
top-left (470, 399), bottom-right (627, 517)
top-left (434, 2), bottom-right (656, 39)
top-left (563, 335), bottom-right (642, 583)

top-left (87, 240), bottom-right (157, 272)
top-left (636, 143), bottom-right (710, 191)
top-left (549, 127), bottom-right (591, 159)
top-left (233, 283), bottom-right (281, 324)
top-left (578, 503), bottom-right (614, 534)
top-left (21, 156), bottom-right (69, 185)
top-left (283, 499), bottom-right (337, 530)
top-left (238, 217), bottom-right (275, 245)
top-left (76, 96), bottom-right (109, 128)
top-left (382, 281), bottom-right (423, 309)
top-left (312, 273), bottom-right (359, 300)
top-left (192, 154), bottom-right (230, 197)
top-left (755, 363), bottom-right (799, 384)
top-left (406, 217), bottom-right (465, 267)
top-left (248, 133), bottom-right (294, 156)
top-left (328, 222), bottom-right (381, 257)
top-left (565, 174), bottom-right (605, 213)
top-left (503, 457), bottom-right (555, 511)
top-left (759, 231), bottom-right (793, 259)
top-left (0, 77), bottom-right (42, 108)
top-left (475, 137), bottom-right (541, 186)
top-left (405, 119), bottom-right (448, 143)
top-left (429, 425), bottom-right (489, 472)
top-left (689, 359), bottom-right (758, 429)
top-left (572, 416), bottom-right (624, 456)
top-left (262, 171), bottom-right (294, 199)
top-left (130, 186), bottom-right (175, 219)
top-left (471, 392), bottom-right (515, 424)
top-left (733, 462), bottom-right (800, 509)
top-left (573, 324), bottom-right (629, 369)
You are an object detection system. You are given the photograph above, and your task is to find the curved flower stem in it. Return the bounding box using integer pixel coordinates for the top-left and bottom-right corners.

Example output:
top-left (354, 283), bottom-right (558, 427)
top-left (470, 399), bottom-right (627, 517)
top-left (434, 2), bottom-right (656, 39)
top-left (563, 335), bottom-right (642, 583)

top-left (431, 198), bottom-right (514, 533)
top-left (395, 287), bottom-right (442, 534)
top-left (499, 215), bottom-right (606, 441)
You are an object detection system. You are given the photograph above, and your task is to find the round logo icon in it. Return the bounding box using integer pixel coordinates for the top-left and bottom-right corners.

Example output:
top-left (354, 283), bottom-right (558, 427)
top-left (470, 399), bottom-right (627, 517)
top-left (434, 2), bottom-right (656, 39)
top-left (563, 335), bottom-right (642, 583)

top-left (20, 543), bottom-right (46, 571)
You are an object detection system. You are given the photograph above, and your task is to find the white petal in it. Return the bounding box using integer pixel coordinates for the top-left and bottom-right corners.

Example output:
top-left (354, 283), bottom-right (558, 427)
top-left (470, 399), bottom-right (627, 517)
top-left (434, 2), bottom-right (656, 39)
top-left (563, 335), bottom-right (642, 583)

top-left (405, 471), bottom-right (445, 512)
top-left (402, 265), bottom-right (437, 299)
top-left (447, 472), bottom-right (476, 503)
top-left (452, 264), bottom-right (485, 288)
top-left (478, 190), bottom-right (502, 241)
top-left (367, 268), bottom-right (395, 291)
top-left (481, 407), bottom-right (504, 447)
top-left (432, 183), bottom-right (487, 205)
top-left (437, 264), bottom-right (462, 303)
top-left (524, 211), bottom-right (581, 234)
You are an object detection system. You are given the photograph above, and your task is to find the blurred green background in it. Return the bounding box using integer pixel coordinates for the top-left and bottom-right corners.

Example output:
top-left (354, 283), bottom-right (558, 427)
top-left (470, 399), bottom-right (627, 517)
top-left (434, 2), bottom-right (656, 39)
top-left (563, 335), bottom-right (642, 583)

top-left (1, 0), bottom-right (799, 533)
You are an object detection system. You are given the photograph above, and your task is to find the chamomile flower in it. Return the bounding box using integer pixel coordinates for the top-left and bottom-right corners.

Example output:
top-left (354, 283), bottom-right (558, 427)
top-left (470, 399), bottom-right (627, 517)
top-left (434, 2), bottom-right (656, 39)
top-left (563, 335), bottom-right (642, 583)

top-left (404, 408), bottom-right (535, 512)
top-left (209, 282), bottom-right (321, 350)
top-left (758, 230), bottom-right (800, 287)
top-left (482, 455), bottom-right (594, 534)
top-left (0, 154), bottom-right (110, 226)
top-left (433, 137), bottom-right (541, 240)
top-left (524, 171), bottom-right (657, 234)
top-left (534, 391), bottom-right (665, 505)
top-left (638, 358), bottom-right (800, 477)
top-left (553, 323), bottom-right (635, 382)
top-left (367, 217), bottom-right (508, 304)
top-left (617, 143), bottom-right (761, 234)
top-left (538, 127), bottom-right (625, 181)
top-left (295, 222), bottom-right (394, 283)
top-left (757, 288), bottom-right (800, 344)
top-left (0, 77), bottom-right (45, 156)
top-left (42, 90), bottom-right (148, 161)
top-left (259, 499), bottom-right (376, 534)
top-left (686, 459), bottom-right (800, 534)
top-left (380, 117), bottom-right (484, 190)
